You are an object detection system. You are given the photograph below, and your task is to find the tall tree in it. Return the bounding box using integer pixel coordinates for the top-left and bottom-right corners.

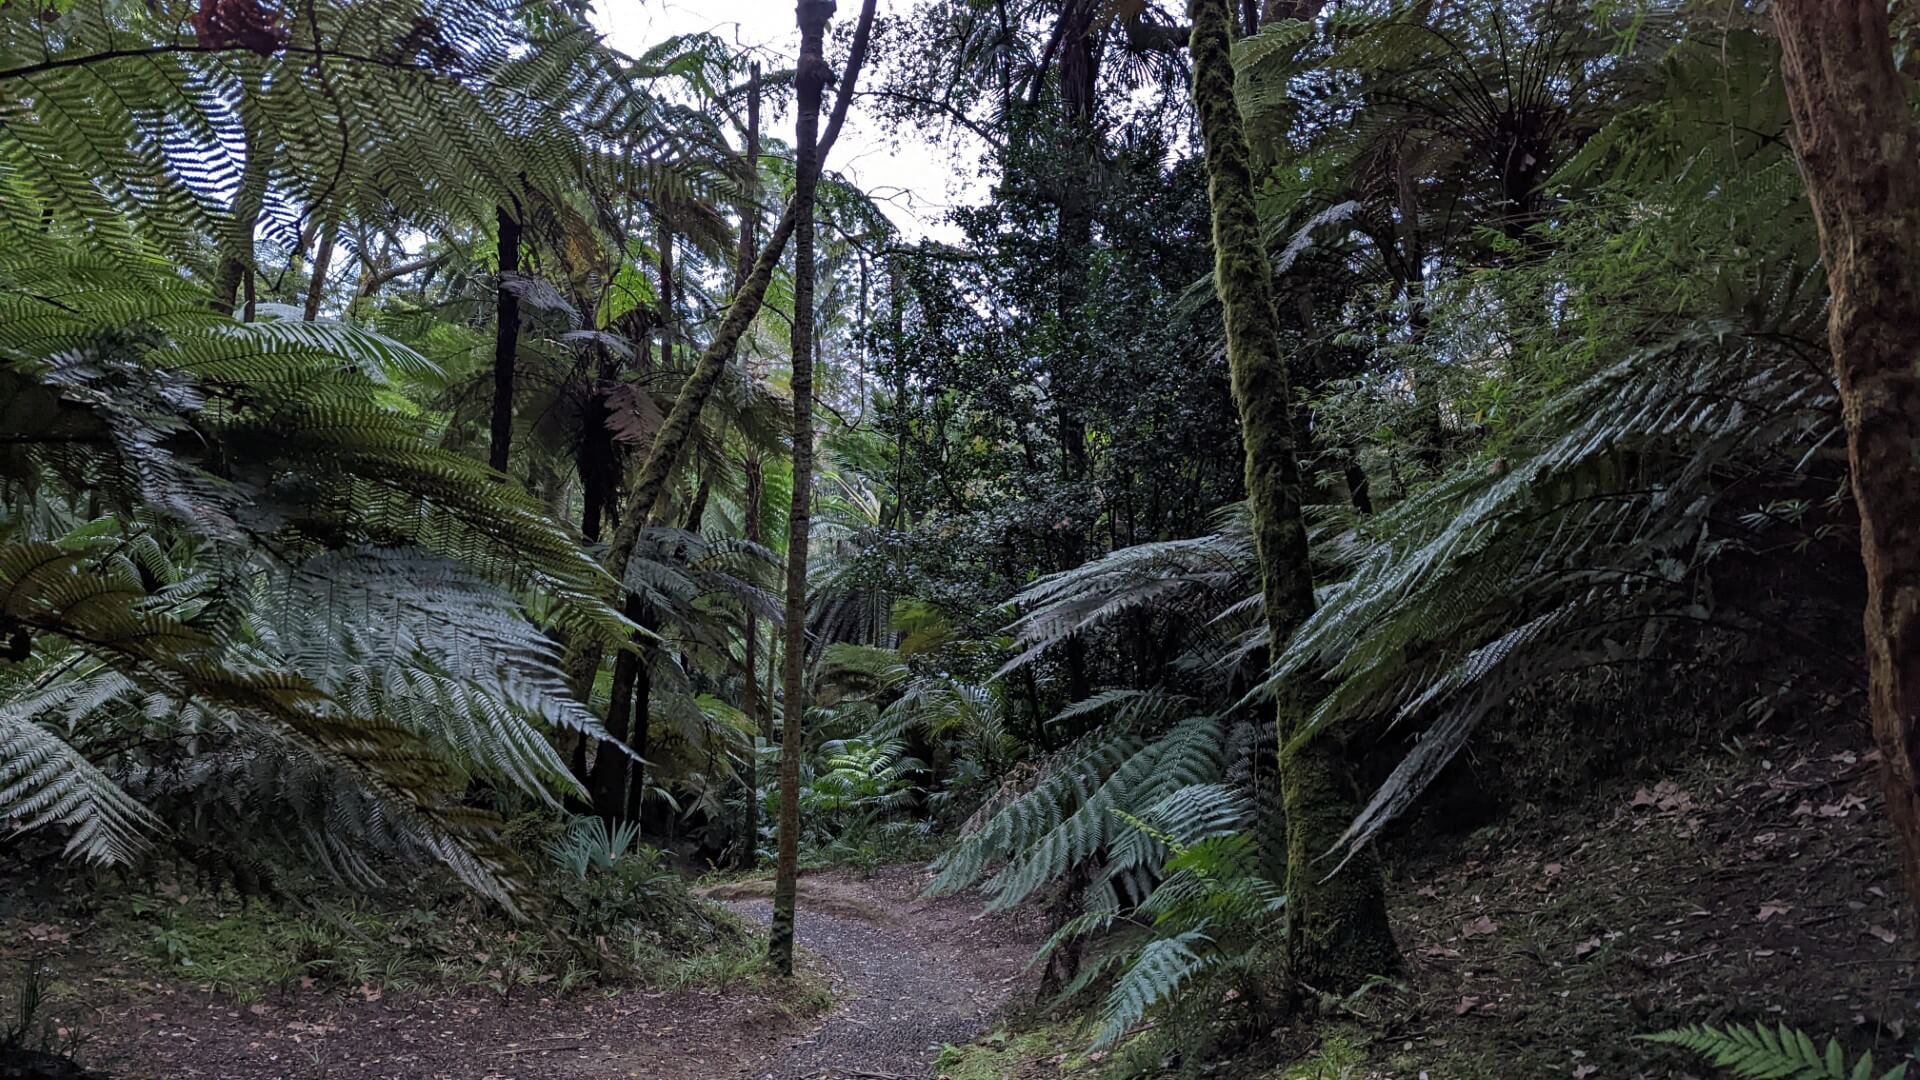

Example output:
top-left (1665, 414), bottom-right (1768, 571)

top-left (735, 64), bottom-right (766, 871)
top-left (1773, 0), bottom-right (1920, 915)
top-left (738, 456), bottom-right (767, 869)
top-left (585, 2), bottom-right (878, 799)
top-left (1186, 0), bottom-right (1396, 988)
top-left (769, 0), bottom-right (836, 977)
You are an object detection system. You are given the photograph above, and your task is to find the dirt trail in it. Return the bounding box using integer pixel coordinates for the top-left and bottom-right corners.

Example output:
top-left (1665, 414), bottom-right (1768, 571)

top-left (66, 866), bottom-right (1037, 1080)
top-left (712, 869), bottom-right (1040, 1079)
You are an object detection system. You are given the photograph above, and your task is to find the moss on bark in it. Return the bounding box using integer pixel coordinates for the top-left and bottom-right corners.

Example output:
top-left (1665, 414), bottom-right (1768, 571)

top-left (1187, 0), bottom-right (1397, 991)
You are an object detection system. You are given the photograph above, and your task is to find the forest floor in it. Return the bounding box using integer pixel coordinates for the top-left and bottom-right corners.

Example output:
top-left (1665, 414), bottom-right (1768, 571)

top-left (5, 866), bottom-right (1042, 1079)
top-left (5, 724), bottom-right (1908, 1079)
top-left (934, 720), bottom-right (1917, 1078)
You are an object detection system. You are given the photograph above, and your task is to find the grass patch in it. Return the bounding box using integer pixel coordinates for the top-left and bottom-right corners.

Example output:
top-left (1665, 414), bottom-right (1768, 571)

top-left (36, 846), bottom-right (791, 1004)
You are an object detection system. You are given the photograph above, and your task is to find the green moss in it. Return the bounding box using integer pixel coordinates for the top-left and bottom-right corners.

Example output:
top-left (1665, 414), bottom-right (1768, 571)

top-left (74, 850), bottom-right (766, 1002)
top-left (1273, 1033), bottom-right (1366, 1079)
top-left (932, 1020), bottom-right (1100, 1080)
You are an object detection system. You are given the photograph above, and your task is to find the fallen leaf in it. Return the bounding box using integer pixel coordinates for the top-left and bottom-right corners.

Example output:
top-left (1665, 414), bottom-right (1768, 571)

top-left (1455, 995), bottom-right (1481, 1016)
top-left (1574, 936), bottom-right (1603, 957)
top-left (1868, 924), bottom-right (1898, 945)
top-left (1544, 863), bottom-right (1564, 877)
top-left (1461, 915), bottom-right (1500, 938)
top-left (1756, 901), bottom-right (1792, 923)
top-left (1816, 794), bottom-right (1868, 818)
top-left (1573, 1066), bottom-right (1598, 1079)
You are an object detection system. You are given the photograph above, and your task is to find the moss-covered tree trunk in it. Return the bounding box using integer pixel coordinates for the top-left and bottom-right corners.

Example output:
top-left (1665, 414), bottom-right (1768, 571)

top-left (1186, 0), bottom-right (1397, 990)
top-left (579, 3), bottom-right (876, 791)
top-left (603, 0), bottom-right (876, 571)
top-left (769, 0), bottom-right (836, 978)
top-left (1774, 0), bottom-right (1920, 917)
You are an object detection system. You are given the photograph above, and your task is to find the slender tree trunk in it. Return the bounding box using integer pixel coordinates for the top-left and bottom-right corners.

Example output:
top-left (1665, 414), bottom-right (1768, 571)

top-left (1187, 0), bottom-right (1397, 990)
top-left (579, 351), bottom-right (619, 543)
top-left (589, 597), bottom-right (646, 821)
top-left (606, 0), bottom-right (876, 570)
top-left (656, 214), bottom-right (676, 369)
top-left (738, 62), bottom-right (763, 288)
top-left (577, 5), bottom-right (879, 774)
top-left (622, 653), bottom-right (652, 823)
top-left (303, 216), bottom-right (338, 321)
top-left (1054, 0), bottom-right (1100, 707)
top-left (738, 456), bottom-right (766, 869)
top-left (213, 79), bottom-right (269, 316)
top-left (490, 202), bottom-right (522, 474)
top-left (730, 74), bottom-right (765, 871)
top-left (1774, 0), bottom-right (1920, 917)
top-left (770, 0), bottom-right (834, 978)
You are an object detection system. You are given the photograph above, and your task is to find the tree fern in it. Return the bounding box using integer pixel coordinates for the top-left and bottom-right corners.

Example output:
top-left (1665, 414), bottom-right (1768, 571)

top-left (928, 710), bottom-right (1226, 911)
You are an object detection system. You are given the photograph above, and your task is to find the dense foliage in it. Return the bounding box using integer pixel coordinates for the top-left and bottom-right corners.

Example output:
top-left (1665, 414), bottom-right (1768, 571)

top-left (5, 0), bottom-right (1920, 1075)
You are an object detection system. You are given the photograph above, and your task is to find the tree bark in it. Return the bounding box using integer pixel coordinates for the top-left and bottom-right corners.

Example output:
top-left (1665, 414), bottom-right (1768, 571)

top-left (589, 596), bottom-right (648, 821)
top-left (731, 73), bottom-right (766, 871)
top-left (656, 214), bottom-right (676, 369)
top-left (737, 62), bottom-right (763, 289)
top-left (490, 202), bottom-right (522, 475)
top-left (1774, 0), bottom-right (1920, 917)
top-left (304, 216), bottom-right (338, 321)
top-left (213, 81), bottom-right (269, 316)
top-left (770, 0), bottom-right (835, 978)
top-left (738, 456), bottom-right (766, 869)
top-left (1054, 0), bottom-right (1100, 707)
top-left (1187, 0), bottom-right (1397, 989)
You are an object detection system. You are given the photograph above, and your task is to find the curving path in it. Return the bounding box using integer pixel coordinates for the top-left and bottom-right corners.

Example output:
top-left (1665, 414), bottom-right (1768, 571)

top-left (714, 869), bottom-right (1040, 1080)
top-left (71, 866), bottom-right (1037, 1080)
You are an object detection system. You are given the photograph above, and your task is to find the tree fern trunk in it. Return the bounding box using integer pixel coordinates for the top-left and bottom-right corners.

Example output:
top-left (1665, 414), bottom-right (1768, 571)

top-left (738, 455), bottom-right (765, 870)
top-left (732, 75), bottom-right (765, 870)
top-left (589, 597), bottom-right (646, 822)
top-left (490, 202), bottom-right (522, 475)
top-left (1186, 0), bottom-right (1397, 990)
top-left (303, 216), bottom-right (338, 322)
top-left (213, 75), bottom-right (269, 316)
top-left (1774, 0), bottom-right (1920, 918)
top-left (770, 0), bottom-right (835, 979)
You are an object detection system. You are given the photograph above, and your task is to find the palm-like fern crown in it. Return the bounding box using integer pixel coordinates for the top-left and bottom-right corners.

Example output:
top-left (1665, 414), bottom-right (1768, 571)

top-left (0, 0), bottom-right (744, 285)
top-left (0, 226), bottom-right (643, 898)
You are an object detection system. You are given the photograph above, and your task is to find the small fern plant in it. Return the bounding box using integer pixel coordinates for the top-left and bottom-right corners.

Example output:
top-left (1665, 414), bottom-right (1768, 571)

top-left (1643, 1023), bottom-right (1910, 1080)
top-left (548, 818), bottom-right (641, 880)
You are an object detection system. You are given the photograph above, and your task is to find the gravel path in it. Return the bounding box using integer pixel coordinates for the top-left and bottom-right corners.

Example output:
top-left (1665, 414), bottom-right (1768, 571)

top-left (729, 891), bottom-right (1013, 1080)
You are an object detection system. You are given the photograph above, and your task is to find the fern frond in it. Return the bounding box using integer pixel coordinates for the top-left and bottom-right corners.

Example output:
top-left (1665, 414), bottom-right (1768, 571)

top-left (1642, 1023), bottom-right (1908, 1080)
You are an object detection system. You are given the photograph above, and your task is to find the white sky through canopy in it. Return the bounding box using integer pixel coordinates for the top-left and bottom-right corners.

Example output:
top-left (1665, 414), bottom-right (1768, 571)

top-left (593, 0), bottom-right (982, 242)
